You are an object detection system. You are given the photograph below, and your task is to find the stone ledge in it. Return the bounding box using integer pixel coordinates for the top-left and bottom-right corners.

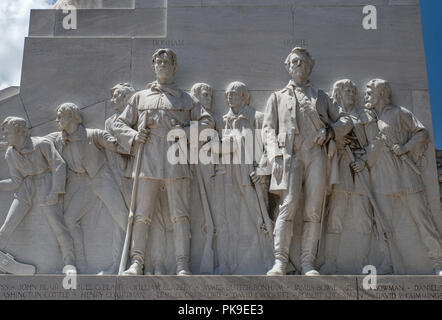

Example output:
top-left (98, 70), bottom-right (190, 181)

top-left (0, 275), bottom-right (440, 300)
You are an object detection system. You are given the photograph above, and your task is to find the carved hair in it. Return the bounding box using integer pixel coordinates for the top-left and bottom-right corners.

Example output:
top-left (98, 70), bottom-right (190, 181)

top-left (285, 47), bottom-right (315, 74)
top-left (332, 79), bottom-right (359, 107)
top-left (56, 103), bottom-right (83, 124)
top-left (190, 83), bottom-right (212, 102)
top-left (1, 116), bottom-right (28, 134)
top-left (110, 83), bottom-right (135, 100)
top-left (225, 81), bottom-right (251, 106)
top-left (151, 48), bottom-right (178, 75)
top-left (367, 79), bottom-right (392, 104)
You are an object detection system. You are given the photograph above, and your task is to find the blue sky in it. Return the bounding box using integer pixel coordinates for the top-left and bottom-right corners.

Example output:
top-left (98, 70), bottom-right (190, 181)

top-left (420, 0), bottom-right (442, 149)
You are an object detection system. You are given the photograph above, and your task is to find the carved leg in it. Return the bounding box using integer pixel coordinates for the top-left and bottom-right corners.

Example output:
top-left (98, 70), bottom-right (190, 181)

top-left (268, 160), bottom-right (303, 276)
top-left (405, 192), bottom-right (442, 275)
top-left (302, 151), bottom-right (327, 276)
top-left (41, 204), bottom-right (76, 270)
top-left (166, 178), bottom-right (192, 276)
top-left (0, 199), bottom-right (31, 250)
top-left (301, 221), bottom-right (321, 276)
top-left (123, 179), bottom-right (160, 276)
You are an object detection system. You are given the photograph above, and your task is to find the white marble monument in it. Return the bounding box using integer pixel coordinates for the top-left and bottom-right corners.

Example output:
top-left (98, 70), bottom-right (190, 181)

top-left (0, 0), bottom-right (440, 282)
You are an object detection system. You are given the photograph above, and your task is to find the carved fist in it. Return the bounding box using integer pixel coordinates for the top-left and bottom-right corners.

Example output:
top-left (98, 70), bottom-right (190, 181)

top-left (135, 128), bottom-right (150, 144)
top-left (351, 160), bottom-right (365, 173)
top-left (250, 171), bottom-right (265, 184)
top-left (314, 128), bottom-right (328, 146)
top-left (272, 156), bottom-right (284, 181)
top-left (392, 144), bottom-right (407, 156)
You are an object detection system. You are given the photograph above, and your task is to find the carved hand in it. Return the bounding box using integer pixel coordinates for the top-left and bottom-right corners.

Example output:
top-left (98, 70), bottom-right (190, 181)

top-left (392, 144), bottom-right (407, 156)
top-left (314, 128), bottom-right (328, 146)
top-left (134, 128), bottom-right (150, 144)
top-left (250, 171), bottom-right (265, 184)
top-left (351, 159), bottom-right (365, 173)
top-left (272, 156), bottom-right (284, 181)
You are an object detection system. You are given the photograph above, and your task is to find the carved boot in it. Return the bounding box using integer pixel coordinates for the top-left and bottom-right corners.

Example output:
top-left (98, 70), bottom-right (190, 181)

top-left (122, 220), bottom-right (148, 276)
top-left (122, 259), bottom-right (143, 276)
top-left (268, 218), bottom-right (294, 276)
top-left (174, 218), bottom-right (192, 276)
top-left (430, 259), bottom-right (442, 276)
top-left (301, 222), bottom-right (321, 276)
top-left (266, 259), bottom-right (287, 276)
top-left (320, 233), bottom-right (340, 275)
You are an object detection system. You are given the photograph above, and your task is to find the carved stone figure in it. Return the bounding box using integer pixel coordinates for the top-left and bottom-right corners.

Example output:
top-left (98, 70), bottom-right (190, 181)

top-left (106, 83), bottom-right (171, 275)
top-left (189, 83), bottom-right (218, 274)
top-left (320, 80), bottom-right (377, 274)
top-left (106, 83), bottom-right (136, 203)
top-left (0, 117), bottom-right (76, 274)
top-left (263, 47), bottom-right (350, 276)
top-left (215, 81), bottom-right (274, 274)
top-left (47, 103), bottom-right (128, 274)
top-left (114, 48), bottom-right (214, 276)
top-left (358, 79), bottom-right (442, 276)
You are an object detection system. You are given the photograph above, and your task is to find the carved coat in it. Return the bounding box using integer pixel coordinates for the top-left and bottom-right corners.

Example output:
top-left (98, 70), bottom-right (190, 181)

top-left (46, 125), bottom-right (121, 178)
top-left (114, 82), bottom-right (214, 180)
top-left (364, 105), bottom-right (429, 195)
top-left (2, 136), bottom-right (66, 206)
top-left (262, 81), bottom-right (350, 193)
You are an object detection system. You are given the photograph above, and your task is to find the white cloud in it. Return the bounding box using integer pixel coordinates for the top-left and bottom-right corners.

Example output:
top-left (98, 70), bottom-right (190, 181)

top-left (0, 0), bottom-right (55, 91)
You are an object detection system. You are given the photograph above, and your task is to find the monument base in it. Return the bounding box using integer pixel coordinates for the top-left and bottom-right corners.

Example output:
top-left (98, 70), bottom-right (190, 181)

top-left (0, 275), bottom-right (440, 300)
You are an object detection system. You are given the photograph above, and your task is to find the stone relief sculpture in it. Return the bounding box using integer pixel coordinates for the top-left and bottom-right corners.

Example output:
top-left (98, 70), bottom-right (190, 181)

top-left (358, 79), bottom-right (442, 276)
top-left (0, 117), bottom-right (75, 274)
top-left (263, 47), bottom-right (351, 276)
top-left (320, 79), bottom-right (389, 275)
top-left (213, 81), bottom-right (274, 275)
top-left (189, 83), bottom-right (218, 274)
top-left (106, 83), bottom-right (172, 275)
top-left (114, 48), bottom-right (214, 276)
top-left (46, 103), bottom-right (128, 274)
top-left (0, 46), bottom-right (440, 277)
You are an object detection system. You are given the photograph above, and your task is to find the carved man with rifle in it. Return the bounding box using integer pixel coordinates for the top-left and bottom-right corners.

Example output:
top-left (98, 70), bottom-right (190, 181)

top-left (352, 79), bottom-right (442, 276)
top-left (114, 48), bottom-right (214, 276)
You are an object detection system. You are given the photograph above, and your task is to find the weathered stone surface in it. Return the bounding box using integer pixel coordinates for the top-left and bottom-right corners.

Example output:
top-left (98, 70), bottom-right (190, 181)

top-left (54, 9), bottom-right (166, 37)
top-left (0, 0), bottom-right (439, 278)
top-left (0, 275), bottom-right (441, 300)
top-left (357, 276), bottom-right (442, 300)
top-left (20, 38), bottom-right (132, 127)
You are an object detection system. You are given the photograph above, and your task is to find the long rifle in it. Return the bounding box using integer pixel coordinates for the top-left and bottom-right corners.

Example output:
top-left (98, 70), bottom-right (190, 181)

top-left (345, 145), bottom-right (406, 274)
top-left (118, 116), bottom-right (148, 275)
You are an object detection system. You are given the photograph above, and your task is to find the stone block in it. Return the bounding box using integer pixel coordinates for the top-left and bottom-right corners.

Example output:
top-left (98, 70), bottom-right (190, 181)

top-left (53, 9), bottom-right (166, 37)
top-left (20, 37), bottom-right (132, 127)
top-left (29, 10), bottom-right (55, 37)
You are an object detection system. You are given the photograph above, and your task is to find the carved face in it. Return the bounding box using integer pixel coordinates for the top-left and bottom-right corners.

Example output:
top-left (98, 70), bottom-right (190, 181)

top-left (56, 109), bottom-right (72, 131)
top-left (154, 53), bottom-right (174, 81)
top-left (341, 84), bottom-right (357, 109)
top-left (110, 88), bottom-right (126, 111)
top-left (2, 126), bottom-right (25, 148)
top-left (287, 52), bottom-right (312, 81)
top-left (198, 86), bottom-right (213, 111)
top-left (364, 85), bottom-right (380, 109)
top-left (226, 89), bottom-right (242, 109)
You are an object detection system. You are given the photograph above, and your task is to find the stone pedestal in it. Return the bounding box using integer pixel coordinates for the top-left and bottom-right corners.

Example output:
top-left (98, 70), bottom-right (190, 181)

top-left (0, 275), bottom-right (441, 300)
